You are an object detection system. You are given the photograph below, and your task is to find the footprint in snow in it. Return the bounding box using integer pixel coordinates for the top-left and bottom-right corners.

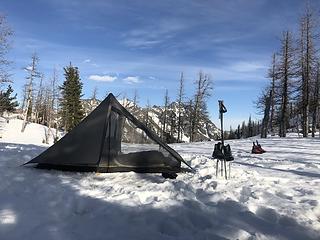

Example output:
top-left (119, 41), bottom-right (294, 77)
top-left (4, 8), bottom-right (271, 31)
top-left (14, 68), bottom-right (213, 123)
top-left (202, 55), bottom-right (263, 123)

top-left (275, 191), bottom-right (293, 201)
top-left (198, 174), bottom-right (212, 181)
top-left (299, 199), bottom-right (318, 207)
top-left (195, 186), bottom-right (217, 204)
top-left (239, 186), bottom-right (258, 203)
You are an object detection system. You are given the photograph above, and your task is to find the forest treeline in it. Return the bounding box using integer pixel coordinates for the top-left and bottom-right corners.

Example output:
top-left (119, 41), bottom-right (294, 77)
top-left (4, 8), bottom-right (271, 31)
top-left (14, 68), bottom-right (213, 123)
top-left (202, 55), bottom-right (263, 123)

top-left (255, 6), bottom-right (320, 138)
top-left (227, 6), bottom-right (320, 140)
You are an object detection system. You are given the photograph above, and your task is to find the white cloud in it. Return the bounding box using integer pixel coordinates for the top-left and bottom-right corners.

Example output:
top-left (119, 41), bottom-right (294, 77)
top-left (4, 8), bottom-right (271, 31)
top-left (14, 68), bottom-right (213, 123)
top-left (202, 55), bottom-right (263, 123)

top-left (230, 61), bottom-right (266, 73)
top-left (123, 76), bottom-right (141, 84)
top-left (89, 75), bottom-right (117, 82)
top-left (122, 19), bottom-right (187, 48)
top-left (83, 59), bottom-right (91, 63)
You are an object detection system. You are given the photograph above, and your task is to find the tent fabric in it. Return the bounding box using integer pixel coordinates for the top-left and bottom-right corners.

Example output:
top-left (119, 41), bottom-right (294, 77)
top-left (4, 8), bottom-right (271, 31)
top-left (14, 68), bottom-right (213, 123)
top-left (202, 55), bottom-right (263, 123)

top-left (25, 93), bottom-right (192, 173)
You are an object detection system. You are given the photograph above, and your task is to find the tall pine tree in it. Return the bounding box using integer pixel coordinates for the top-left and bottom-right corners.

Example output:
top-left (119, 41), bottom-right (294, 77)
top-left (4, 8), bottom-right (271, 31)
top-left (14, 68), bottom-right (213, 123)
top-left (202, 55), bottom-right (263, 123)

top-left (0, 85), bottom-right (18, 115)
top-left (59, 63), bottom-right (84, 132)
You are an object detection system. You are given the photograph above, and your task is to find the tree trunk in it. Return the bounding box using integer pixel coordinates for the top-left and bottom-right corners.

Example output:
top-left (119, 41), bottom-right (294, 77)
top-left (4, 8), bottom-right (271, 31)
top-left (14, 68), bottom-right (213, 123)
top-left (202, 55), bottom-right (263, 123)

top-left (261, 91), bottom-right (272, 138)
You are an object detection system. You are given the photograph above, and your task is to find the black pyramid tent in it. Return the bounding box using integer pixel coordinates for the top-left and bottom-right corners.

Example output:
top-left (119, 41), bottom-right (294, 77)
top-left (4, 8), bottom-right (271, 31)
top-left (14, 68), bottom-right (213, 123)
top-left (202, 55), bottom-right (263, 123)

top-left (25, 93), bottom-right (192, 174)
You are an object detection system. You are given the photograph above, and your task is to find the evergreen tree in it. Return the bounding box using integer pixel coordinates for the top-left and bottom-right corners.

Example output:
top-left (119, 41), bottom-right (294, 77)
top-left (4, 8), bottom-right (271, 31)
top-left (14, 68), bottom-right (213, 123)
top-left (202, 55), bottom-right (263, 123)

top-left (248, 115), bottom-right (253, 137)
top-left (228, 126), bottom-right (236, 139)
top-left (237, 124), bottom-right (241, 139)
top-left (0, 85), bottom-right (18, 115)
top-left (59, 63), bottom-right (84, 132)
top-left (241, 121), bottom-right (246, 138)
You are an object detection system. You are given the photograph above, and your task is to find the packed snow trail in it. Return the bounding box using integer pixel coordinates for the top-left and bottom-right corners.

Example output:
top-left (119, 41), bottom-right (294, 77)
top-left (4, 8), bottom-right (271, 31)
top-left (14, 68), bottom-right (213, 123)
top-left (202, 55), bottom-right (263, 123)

top-left (0, 119), bottom-right (319, 239)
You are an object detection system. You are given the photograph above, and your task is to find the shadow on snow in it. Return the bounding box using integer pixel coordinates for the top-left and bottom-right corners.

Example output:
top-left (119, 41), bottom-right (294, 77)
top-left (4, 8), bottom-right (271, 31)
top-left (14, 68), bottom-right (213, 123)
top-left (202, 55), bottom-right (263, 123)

top-left (236, 161), bottom-right (320, 179)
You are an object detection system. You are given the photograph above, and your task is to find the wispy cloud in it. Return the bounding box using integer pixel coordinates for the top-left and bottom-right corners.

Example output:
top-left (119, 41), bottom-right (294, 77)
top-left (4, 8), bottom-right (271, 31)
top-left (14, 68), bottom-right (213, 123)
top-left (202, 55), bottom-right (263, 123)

top-left (122, 19), bottom-right (188, 49)
top-left (123, 39), bottom-right (163, 49)
top-left (230, 61), bottom-right (266, 73)
top-left (215, 84), bottom-right (257, 91)
top-left (89, 74), bottom-right (117, 82)
top-left (83, 59), bottom-right (100, 68)
top-left (123, 76), bottom-right (141, 84)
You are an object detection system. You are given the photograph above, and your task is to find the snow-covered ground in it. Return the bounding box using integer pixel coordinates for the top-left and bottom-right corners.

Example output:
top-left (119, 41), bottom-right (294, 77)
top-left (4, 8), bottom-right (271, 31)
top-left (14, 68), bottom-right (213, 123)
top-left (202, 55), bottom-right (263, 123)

top-left (0, 118), bottom-right (58, 145)
top-left (0, 118), bottom-right (320, 239)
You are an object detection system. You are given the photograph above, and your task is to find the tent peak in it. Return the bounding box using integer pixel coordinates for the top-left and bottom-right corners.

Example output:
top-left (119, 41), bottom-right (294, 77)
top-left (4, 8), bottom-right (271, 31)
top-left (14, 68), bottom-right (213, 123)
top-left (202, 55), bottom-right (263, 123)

top-left (106, 92), bottom-right (116, 100)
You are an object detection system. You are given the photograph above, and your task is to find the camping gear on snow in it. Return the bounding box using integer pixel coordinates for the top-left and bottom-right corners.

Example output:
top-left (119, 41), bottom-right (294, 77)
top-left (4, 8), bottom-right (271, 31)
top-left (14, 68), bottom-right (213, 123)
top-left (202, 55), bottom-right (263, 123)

top-left (256, 140), bottom-right (266, 153)
top-left (211, 100), bottom-right (234, 179)
top-left (252, 142), bottom-right (262, 154)
top-left (212, 143), bottom-right (234, 161)
top-left (223, 144), bottom-right (234, 161)
top-left (212, 142), bottom-right (225, 159)
top-left (24, 93), bottom-right (193, 178)
top-left (251, 140), bottom-right (266, 154)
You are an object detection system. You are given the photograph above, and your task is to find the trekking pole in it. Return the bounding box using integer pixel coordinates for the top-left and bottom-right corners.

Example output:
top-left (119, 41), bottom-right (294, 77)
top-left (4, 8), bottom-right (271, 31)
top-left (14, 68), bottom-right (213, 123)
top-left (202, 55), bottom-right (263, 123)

top-left (216, 160), bottom-right (219, 177)
top-left (219, 100), bottom-right (225, 147)
top-left (218, 100), bottom-right (227, 179)
top-left (224, 160), bottom-right (227, 179)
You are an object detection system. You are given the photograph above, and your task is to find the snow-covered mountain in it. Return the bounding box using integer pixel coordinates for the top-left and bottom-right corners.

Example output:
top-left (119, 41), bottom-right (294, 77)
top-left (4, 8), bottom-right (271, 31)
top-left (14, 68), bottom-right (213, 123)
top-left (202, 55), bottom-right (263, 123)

top-left (82, 98), bottom-right (220, 143)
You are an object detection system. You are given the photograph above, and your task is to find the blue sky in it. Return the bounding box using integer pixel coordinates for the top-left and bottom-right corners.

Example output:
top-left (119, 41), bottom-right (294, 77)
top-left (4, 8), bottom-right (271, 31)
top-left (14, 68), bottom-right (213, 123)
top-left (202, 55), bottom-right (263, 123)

top-left (1, 0), bottom-right (317, 128)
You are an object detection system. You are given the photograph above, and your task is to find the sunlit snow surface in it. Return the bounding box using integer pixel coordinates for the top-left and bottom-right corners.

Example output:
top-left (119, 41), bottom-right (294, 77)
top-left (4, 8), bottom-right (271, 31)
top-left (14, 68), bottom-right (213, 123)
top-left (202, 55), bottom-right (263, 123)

top-left (0, 119), bottom-right (320, 240)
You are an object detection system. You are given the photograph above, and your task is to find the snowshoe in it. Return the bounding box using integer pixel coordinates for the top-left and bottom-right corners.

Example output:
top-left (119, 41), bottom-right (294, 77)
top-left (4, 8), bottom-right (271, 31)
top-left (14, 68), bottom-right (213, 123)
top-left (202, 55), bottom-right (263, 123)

top-left (212, 142), bottom-right (225, 159)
